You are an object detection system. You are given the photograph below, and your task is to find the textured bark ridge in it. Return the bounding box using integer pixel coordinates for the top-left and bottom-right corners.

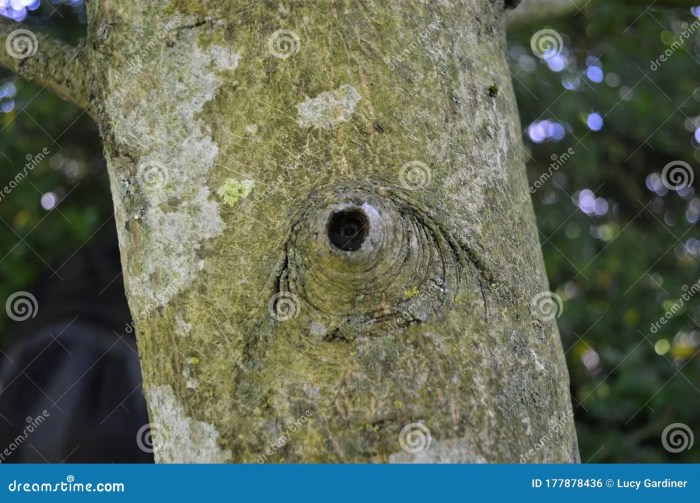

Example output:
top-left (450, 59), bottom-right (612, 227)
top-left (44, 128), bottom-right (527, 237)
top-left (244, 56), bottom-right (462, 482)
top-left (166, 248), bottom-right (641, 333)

top-left (85, 0), bottom-right (578, 462)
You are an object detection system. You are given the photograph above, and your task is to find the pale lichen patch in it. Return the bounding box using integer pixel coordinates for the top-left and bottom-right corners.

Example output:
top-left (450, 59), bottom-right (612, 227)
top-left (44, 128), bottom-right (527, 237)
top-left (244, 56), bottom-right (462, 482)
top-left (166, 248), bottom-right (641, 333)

top-left (529, 349), bottom-right (546, 372)
top-left (309, 321), bottom-right (327, 337)
top-left (137, 188), bottom-right (223, 309)
top-left (103, 28), bottom-right (243, 317)
top-left (209, 45), bottom-right (241, 71)
top-left (175, 312), bottom-right (192, 337)
top-left (296, 84), bottom-right (361, 129)
top-left (182, 367), bottom-right (199, 389)
top-left (217, 179), bottom-right (255, 207)
top-left (146, 385), bottom-right (231, 463)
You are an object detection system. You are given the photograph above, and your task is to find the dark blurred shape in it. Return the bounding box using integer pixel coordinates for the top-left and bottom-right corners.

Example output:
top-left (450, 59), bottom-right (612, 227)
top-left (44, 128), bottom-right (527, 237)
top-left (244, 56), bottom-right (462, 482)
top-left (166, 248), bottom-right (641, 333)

top-left (0, 229), bottom-right (151, 463)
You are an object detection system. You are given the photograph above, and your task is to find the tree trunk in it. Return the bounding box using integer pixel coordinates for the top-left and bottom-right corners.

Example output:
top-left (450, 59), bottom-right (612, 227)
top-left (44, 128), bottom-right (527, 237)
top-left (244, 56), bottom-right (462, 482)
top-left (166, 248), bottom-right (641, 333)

top-left (8, 0), bottom-right (580, 462)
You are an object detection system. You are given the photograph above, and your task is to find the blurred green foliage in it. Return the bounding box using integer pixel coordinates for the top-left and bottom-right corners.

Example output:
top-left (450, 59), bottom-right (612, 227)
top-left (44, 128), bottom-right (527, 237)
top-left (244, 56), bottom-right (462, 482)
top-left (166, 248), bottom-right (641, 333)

top-left (509, 2), bottom-right (699, 462)
top-left (0, 1), bottom-right (698, 463)
top-left (0, 2), bottom-right (109, 337)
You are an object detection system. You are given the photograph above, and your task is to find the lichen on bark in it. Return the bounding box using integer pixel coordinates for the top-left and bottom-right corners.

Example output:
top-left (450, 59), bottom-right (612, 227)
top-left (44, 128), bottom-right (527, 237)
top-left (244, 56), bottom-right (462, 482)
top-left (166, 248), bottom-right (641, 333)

top-left (86, 0), bottom-right (579, 463)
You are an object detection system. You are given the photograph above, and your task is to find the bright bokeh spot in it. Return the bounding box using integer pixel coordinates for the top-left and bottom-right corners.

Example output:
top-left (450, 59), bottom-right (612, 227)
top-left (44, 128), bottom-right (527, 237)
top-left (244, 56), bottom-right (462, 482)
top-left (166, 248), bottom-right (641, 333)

top-left (587, 112), bottom-right (604, 131)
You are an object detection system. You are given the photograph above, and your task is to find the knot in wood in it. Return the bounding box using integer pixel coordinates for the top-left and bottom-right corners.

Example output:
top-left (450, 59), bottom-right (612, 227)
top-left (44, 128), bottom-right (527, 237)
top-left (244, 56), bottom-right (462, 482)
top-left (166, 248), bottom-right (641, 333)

top-left (277, 186), bottom-right (462, 324)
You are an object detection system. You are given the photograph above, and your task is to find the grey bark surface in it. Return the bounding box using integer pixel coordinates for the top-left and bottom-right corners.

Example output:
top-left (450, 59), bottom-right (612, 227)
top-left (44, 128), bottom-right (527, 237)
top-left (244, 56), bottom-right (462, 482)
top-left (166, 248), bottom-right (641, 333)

top-left (4, 0), bottom-right (579, 462)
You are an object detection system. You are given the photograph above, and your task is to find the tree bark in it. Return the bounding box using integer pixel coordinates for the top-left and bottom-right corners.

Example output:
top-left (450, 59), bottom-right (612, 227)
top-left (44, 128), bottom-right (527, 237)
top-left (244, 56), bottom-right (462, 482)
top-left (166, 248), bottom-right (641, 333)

top-left (0, 17), bottom-right (91, 113)
top-left (6, 0), bottom-right (580, 462)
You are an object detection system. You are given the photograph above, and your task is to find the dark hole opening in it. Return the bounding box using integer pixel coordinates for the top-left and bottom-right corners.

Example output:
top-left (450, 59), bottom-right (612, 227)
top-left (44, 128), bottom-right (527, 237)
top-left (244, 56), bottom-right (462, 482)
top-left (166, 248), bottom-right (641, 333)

top-left (327, 208), bottom-right (369, 252)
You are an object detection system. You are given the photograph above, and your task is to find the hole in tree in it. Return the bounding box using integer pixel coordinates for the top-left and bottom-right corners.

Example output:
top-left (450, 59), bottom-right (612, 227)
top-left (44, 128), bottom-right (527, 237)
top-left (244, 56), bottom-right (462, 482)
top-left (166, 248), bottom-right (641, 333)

top-left (327, 208), bottom-right (369, 252)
